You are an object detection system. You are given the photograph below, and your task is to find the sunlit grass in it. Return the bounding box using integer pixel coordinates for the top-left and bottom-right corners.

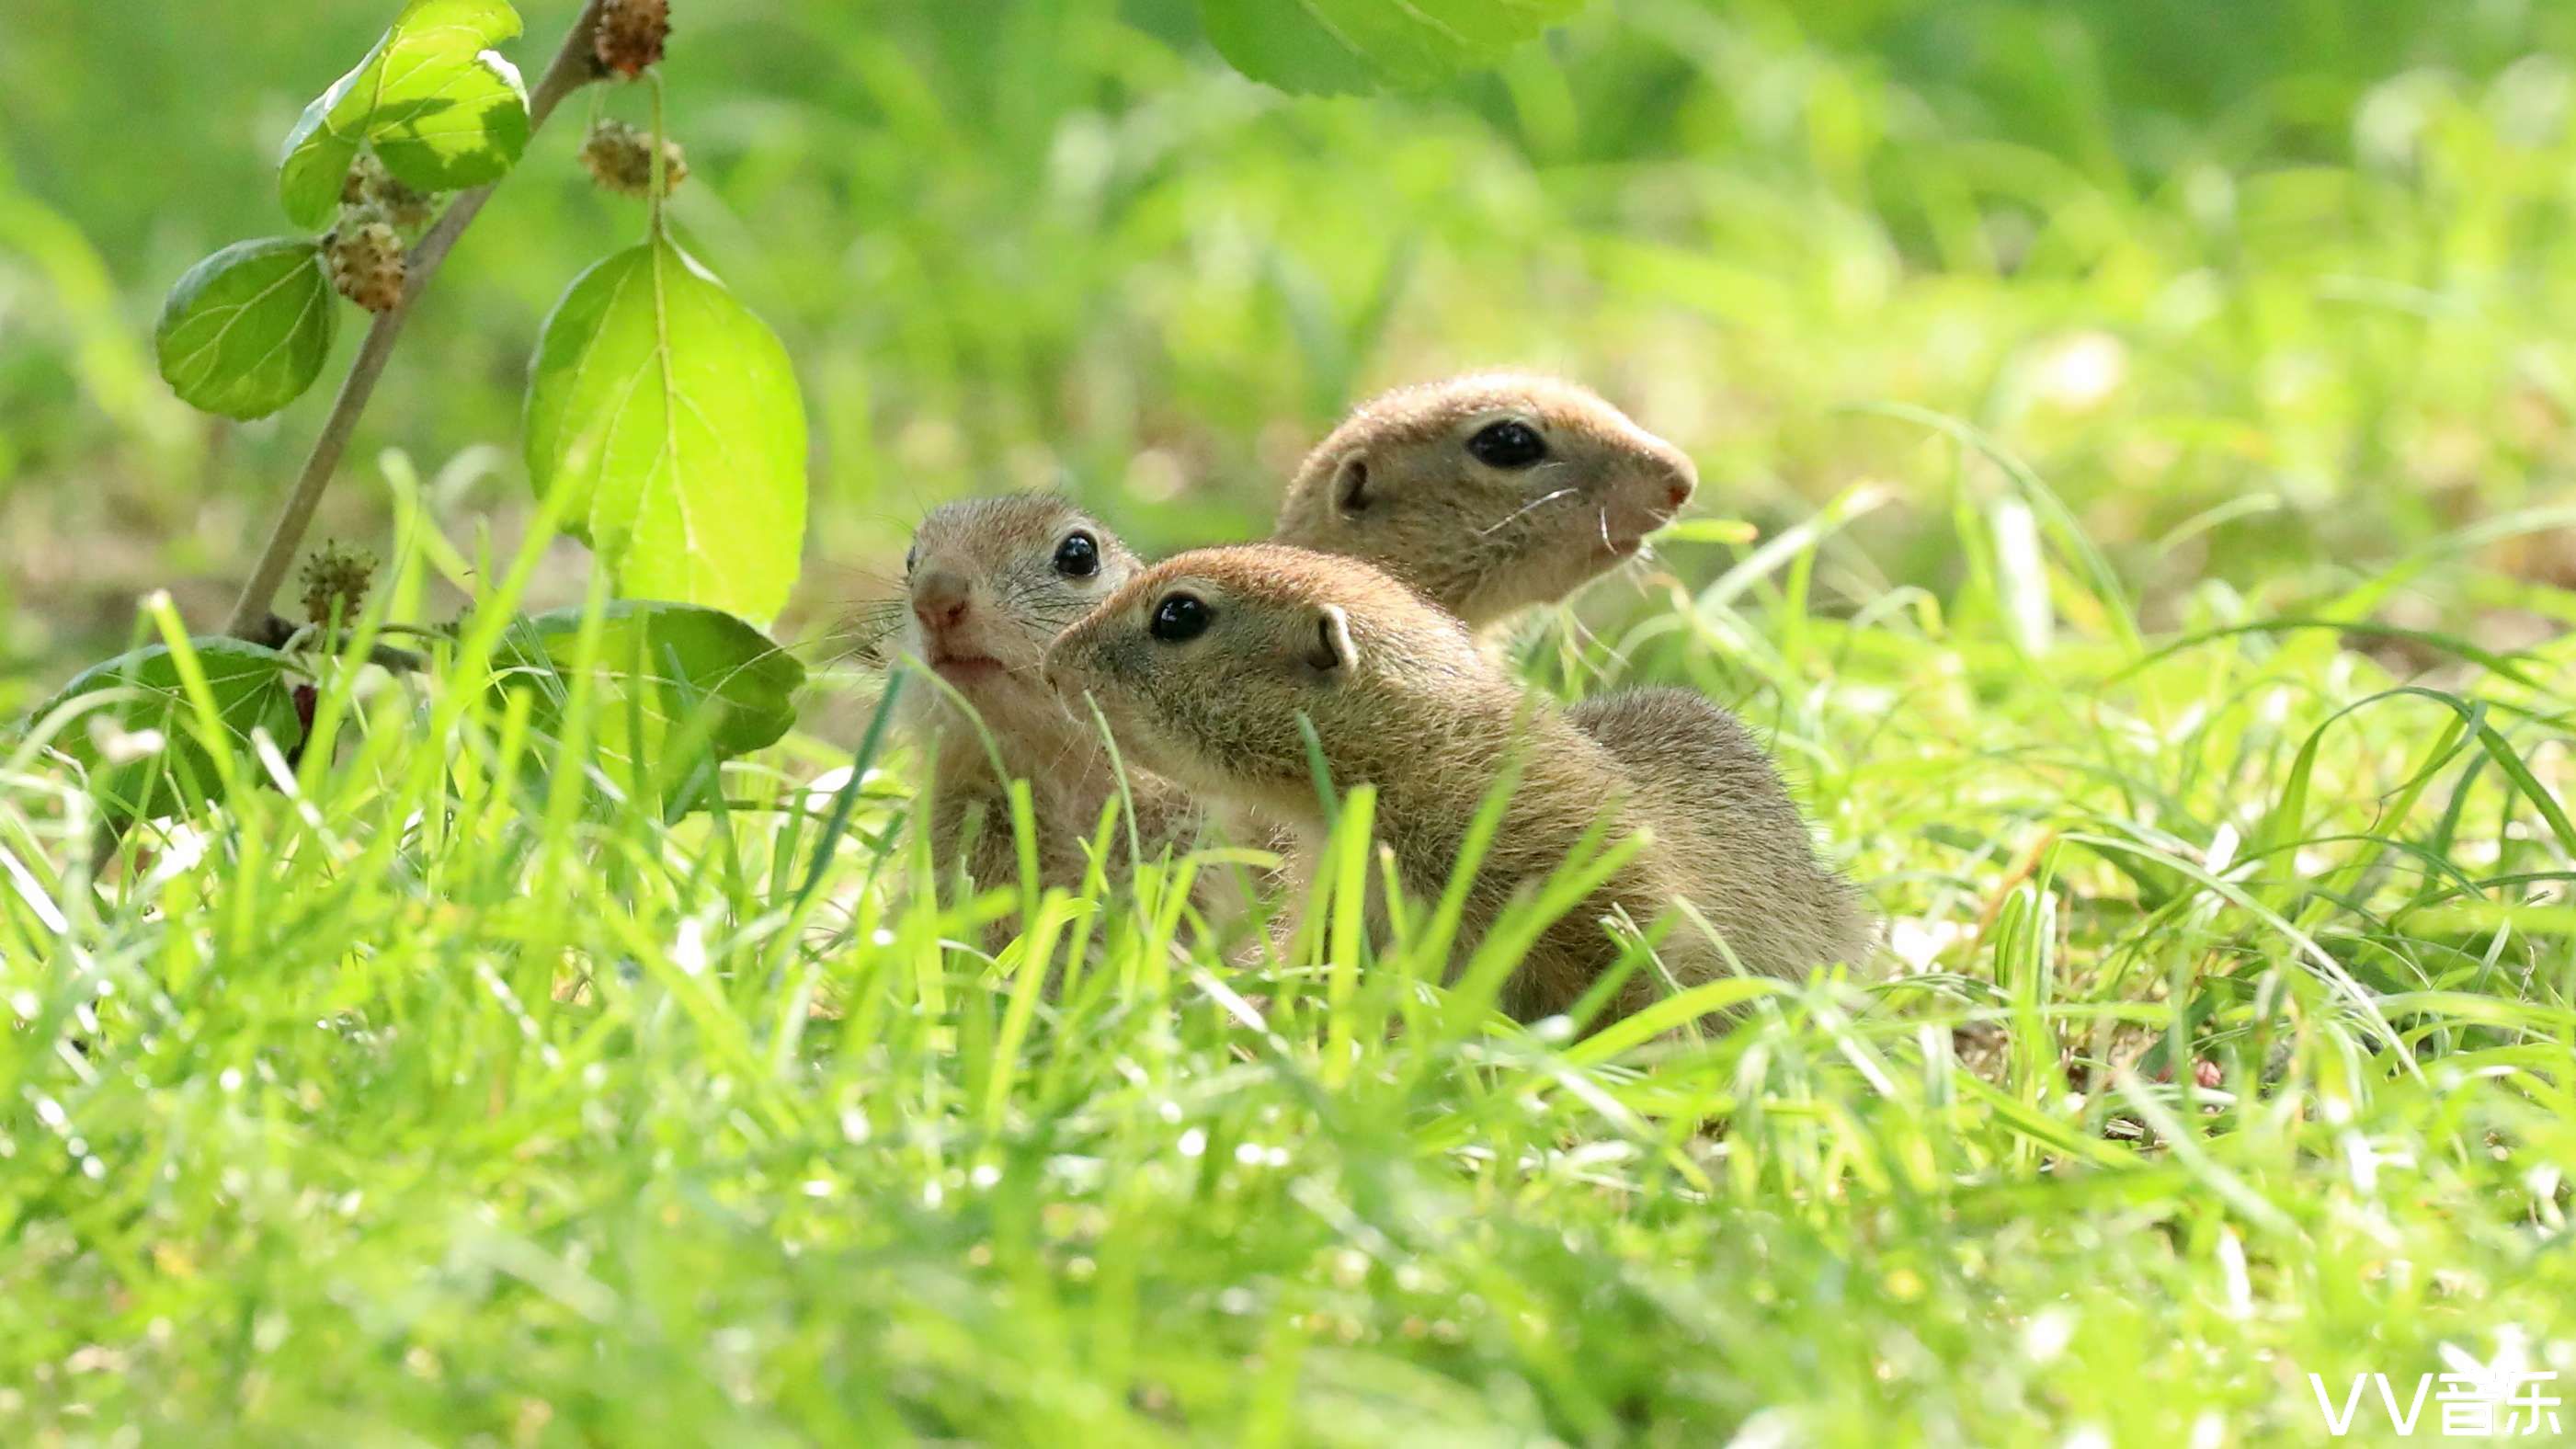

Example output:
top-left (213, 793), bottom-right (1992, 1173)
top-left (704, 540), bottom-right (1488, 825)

top-left (3, 0), bottom-right (2575, 1439)
top-left (2, 456), bottom-right (2569, 1440)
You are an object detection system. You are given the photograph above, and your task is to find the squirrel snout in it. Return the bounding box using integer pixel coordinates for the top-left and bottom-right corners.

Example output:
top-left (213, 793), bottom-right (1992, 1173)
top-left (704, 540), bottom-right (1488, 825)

top-left (1657, 450), bottom-right (1699, 513)
top-left (911, 568), bottom-right (972, 631)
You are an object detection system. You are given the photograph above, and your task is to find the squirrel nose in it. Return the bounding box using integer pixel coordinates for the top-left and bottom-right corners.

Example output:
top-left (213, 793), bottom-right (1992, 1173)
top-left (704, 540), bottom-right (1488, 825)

top-left (1659, 451), bottom-right (1699, 512)
top-left (912, 568), bottom-right (971, 631)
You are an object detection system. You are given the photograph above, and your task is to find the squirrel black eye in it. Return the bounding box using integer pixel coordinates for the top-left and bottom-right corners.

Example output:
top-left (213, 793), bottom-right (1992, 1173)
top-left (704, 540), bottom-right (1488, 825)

top-left (904, 542), bottom-right (920, 575)
top-left (1148, 592), bottom-right (1211, 644)
top-left (1053, 531), bottom-right (1100, 577)
top-left (1465, 418), bottom-right (1547, 469)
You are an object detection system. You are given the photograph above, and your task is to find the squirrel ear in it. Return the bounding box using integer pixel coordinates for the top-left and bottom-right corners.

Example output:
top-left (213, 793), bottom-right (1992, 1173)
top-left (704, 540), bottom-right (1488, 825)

top-left (1306, 604), bottom-right (1355, 674)
top-left (1334, 454), bottom-right (1370, 515)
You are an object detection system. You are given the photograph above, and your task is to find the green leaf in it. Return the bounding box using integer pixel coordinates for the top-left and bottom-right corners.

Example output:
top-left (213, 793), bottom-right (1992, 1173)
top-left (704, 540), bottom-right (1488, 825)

top-left (279, 0), bottom-right (530, 228)
top-left (491, 601), bottom-right (804, 786)
top-left (1195, 0), bottom-right (1591, 95)
top-left (154, 239), bottom-right (337, 420)
top-left (28, 640), bottom-right (303, 820)
top-left (525, 238), bottom-right (809, 625)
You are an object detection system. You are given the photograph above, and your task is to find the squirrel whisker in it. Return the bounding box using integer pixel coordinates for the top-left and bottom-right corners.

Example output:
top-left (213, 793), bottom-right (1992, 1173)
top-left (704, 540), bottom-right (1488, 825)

top-left (1478, 486), bottom-right (1582, 538)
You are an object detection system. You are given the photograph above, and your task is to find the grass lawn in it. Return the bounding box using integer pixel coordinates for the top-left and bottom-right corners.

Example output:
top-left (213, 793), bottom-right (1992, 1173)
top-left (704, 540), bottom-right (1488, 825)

top-left (3, 487), bottom-right (2569, 1443)
top-left (2, 1), bottom-right (2573, 1443)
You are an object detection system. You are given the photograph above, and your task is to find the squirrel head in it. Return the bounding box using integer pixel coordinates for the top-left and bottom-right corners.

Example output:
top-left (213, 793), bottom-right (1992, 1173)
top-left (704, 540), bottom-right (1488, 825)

top-left (1043, 545), bottom-right (1492, 816)
top-left (897, 494), bottom-right (1141, 746)
top-left (1272, 373), bottom-right (1697, 629)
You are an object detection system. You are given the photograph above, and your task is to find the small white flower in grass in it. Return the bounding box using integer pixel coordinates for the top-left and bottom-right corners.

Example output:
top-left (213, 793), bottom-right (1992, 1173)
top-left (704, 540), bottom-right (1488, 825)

top-left (672, 916), bottom-right (707, 976)
top-left (251, 728), bottom-right (302, 799)
top-left (2340, 1130), bottom-right (2413, 1195)
top-left (2029, 331), bottom-right (2128, 411)
top-left (2061, 1428), bottom-right (2111, 1449)
top-left (800, 1180), bottom-right (833, 1198)
top-left (2022, 1307), bottom-right (2075, 1363)
top-left (1888, 916), bottom-right (1965, 972)
top-left (33, 1098), bottom-right (66, 1132)
top-left (1531, 1015), bottom-right (1574, 1044)
top-left (2215, 1227), bottom-right (2252, 1319)
top-left (2205, 823), bottom-right (2239, 875)
top-left (1176, 1128), bottom-right (1207, 1158)
top-left (86, 714), bottom-right (165, 765)
top-left (969, 1163), bottom-right (1000, 1190)
top-left (1723, 1409), bottom-right (1799, 1449)
top-left (7, 991), bottom-right (37, 1020)
top-left (803, 765), bottom-right (854, 806)
top-left (143, 823), bottom-right (209, 885)
top-left (1832, 683), bottom-right (1896, 717)
top-left (2527, 1163), bottom-right (2563, 1217)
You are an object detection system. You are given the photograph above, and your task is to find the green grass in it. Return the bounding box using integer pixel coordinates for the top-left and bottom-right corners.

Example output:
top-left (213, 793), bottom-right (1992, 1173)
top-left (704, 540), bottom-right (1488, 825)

top-left (1, 468), bottom-right (2569, 1442)
top-left (4, 0), bottom-right (2576, 1442)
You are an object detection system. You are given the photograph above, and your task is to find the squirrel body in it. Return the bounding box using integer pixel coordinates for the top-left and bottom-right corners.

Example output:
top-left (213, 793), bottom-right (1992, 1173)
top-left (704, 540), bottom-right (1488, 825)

top-left (1044, 545), bottom-right (1864, 1021)
top-left (1569, 686), bottom-right (1872, 974)
top-left (894, 496), bottom-right (1193, 903)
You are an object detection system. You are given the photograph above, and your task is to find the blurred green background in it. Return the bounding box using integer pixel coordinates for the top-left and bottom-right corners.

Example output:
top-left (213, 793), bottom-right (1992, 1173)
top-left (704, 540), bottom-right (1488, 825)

top-left (3, 0), bottom-right (2572, 689)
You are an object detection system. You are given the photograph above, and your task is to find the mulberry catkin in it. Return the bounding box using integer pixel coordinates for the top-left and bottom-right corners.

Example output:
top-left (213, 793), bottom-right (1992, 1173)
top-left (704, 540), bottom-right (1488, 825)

top-left (298, 542), bottom-right (378, 628)
top-left (594, 0), bottom-right (670, 77)
top-left (324, 211), bottom-right (406, 313)
top-left (578, 119), bottom-right (688, 198)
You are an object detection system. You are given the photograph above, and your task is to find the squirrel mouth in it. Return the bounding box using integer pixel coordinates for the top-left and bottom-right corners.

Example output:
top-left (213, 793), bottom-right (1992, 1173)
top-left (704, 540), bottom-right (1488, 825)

top-left (928, 651), bottom-right (1006, 681)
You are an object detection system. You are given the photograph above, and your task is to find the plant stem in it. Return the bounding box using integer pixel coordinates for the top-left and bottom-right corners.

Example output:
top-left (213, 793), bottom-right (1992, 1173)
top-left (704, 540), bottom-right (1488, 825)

top-left (647, 69), bottom-right (669, 237)
top-left (224, 0), bottom-right (612, 640)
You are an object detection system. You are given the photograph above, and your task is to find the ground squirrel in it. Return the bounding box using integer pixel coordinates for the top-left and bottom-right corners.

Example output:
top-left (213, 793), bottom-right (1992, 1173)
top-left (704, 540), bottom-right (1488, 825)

top-left (890, 496), bottom-right (1193, 906)
top-left (1043, 545), bottom-right (1866, 1022)
top-left (1568, 685), bottom-right (1871, 964)
top-left (1271, 373), bottom-right (1698, 632)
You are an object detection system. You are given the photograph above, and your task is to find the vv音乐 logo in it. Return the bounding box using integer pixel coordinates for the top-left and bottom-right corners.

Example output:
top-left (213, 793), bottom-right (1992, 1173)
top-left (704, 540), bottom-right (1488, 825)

top-left (2308, 1332), bottom-right (2562, 1438)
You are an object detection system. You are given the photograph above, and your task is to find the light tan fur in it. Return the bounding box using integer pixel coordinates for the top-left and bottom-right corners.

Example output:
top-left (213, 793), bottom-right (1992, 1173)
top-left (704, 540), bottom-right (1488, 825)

top-left (894, 496), bottom-right (1194, 907)
top-left (1567, 687), bottom-right (1874, 972)
top-left (1043, 545), bottom-right (1864, 1024)
top-left (1271, 373), bottom-right (1697, 633)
